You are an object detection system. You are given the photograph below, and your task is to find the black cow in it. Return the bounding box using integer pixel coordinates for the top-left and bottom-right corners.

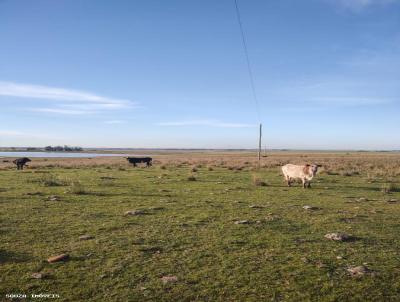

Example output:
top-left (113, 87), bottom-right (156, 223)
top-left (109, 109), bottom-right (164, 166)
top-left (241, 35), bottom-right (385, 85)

top-left (13, 157), bottom-right (31, 170)
top-left (126, 157), bottom-right (153, 167)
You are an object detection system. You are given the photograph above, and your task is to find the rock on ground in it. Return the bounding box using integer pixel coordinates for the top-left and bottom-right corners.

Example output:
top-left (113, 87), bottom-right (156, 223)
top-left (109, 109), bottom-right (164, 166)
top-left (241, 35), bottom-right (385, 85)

top-left (324, 233), bottom-right (352, 241)
top-left (47, 195), bottom-right (60, 201)
top-left (235, 220), bottom-right (250, 224)
top-left (303, 205), bottom-right (319, 210)
top-left (31, 272), bottom-right (45, 279)
top-left (347, 265), bottom-right (373, 277)
top-left (161, 275), bottom-right (178, 284)
top-left (47, 253), bottom-right (69, 263)
top-left (124, 210), bottom-right (144, 216)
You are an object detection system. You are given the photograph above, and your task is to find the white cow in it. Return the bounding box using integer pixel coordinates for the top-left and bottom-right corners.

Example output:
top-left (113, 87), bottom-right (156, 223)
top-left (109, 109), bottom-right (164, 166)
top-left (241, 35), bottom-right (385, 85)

top-left (281, 163), bottom-right (320, 188)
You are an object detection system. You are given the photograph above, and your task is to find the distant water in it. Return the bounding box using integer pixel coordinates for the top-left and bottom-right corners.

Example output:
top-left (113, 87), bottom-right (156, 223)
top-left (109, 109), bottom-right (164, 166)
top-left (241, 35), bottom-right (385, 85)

top-left (0, 151), bottom-right (132, 158)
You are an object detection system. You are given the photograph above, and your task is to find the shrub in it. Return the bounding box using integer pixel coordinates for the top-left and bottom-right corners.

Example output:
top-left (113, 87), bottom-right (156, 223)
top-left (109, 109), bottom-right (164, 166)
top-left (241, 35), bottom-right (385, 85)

top-left (187, 174), bottom-right (197, 181)
top-left (340, 170), bottom-right (360, 177)
top-left (252, 174), bottom-right (268, 186)
top-left (381, 183), bottom-right (400, 194)
top-left (68, 181), bottom-right (87, 195)
top-left (35, 174), bottom-right (69, 187)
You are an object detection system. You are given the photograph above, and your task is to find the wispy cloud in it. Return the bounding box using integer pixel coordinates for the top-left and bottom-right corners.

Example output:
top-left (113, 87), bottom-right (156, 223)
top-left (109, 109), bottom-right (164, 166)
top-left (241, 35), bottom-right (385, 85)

top-left (157, 120), bottom-right (256, 128)
top-left (104, 120), bottom-right (126, 124)
top-left (0, 81), bottom-right (130, 106)
top-left (30, 108), bottom-right (93, 115)
top-left (0, 81), bottom-right (137, 115)
top-left (0, 129), bottom-right (55, 139)
top-left (309, 96), bottom-right (392, 106)
top-left (0, 130), bottom-right (24, 137)
top-left (328, 0), bottom-right (399, 11)
top-left (266, 70), bottom-right (398, 113)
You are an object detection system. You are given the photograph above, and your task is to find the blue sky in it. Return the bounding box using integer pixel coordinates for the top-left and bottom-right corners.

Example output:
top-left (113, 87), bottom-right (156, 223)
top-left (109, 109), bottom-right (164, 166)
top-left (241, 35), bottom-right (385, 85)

top-left (0, 0), bottom-right (399, 149)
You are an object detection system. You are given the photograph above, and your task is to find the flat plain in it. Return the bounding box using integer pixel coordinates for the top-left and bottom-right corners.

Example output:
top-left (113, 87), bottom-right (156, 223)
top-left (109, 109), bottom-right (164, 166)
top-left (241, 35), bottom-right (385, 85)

top-left (1, 151), bottom-right (400, 301)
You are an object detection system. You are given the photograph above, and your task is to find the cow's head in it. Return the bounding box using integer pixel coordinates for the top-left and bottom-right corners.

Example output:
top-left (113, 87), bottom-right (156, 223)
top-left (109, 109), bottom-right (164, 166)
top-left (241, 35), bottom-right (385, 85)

top-left (310, 163), bottom-right (320, 176)
top-left (24, 157), bottom-right (31, 162)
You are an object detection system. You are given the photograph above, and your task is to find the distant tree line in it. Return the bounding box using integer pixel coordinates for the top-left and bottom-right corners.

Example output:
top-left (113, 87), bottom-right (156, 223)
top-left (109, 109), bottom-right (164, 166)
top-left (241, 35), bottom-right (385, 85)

top-left (44, 145), bottom-right (83, 152)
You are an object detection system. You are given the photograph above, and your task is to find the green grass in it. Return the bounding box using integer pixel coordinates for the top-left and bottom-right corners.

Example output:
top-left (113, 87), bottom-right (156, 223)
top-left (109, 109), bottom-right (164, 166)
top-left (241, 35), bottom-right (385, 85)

top-left (1, 165), bottom-right (400, 301)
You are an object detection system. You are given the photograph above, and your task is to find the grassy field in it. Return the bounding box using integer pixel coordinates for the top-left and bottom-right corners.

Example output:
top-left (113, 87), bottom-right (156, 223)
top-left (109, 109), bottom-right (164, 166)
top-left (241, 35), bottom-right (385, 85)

top-left (1, 152), bottom-right (400, 301)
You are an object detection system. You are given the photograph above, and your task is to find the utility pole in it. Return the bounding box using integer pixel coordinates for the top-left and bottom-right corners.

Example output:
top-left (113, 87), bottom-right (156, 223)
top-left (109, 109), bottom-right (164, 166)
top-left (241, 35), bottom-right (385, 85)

top-left (258, 123), bottom-right (262, 166)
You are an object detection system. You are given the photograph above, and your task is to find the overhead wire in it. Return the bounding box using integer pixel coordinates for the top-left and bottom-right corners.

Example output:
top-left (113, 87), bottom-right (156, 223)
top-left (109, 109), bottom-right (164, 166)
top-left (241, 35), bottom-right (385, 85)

top-left (233, 0), bottom-right (261, 122)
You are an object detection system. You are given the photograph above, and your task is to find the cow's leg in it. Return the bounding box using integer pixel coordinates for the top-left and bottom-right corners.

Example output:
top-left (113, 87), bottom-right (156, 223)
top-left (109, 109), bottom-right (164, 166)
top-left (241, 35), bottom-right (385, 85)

top-left (302, 179), bottom-right (306, 189)
top-left (287, 177), bottom-right (292, 187)
top-left (307, 181), bottom-right (311, 188)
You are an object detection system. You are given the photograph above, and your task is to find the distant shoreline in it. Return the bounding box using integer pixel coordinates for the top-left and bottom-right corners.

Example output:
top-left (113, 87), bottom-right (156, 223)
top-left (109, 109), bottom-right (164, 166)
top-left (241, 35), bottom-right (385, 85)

top-left (0, 147), bottom-right (399, 153)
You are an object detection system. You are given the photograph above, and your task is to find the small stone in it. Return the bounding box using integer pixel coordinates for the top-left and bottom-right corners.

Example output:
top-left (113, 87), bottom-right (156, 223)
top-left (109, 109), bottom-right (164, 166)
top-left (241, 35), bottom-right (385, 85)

top-left (31, 272), bottom-right (44, 279)
top-left (47, 195), bottom-right (60, 201)
top-left (47, 253), bottom-right (69, 263)
top-left (303, 205), bottom-right (318, 210)
top-left (387, 199), bottom-right (398, 203)
top-left (347, 265), bottom-right (372, 277)
top-left (161, 275), bottom-right (178, 284)
top-left (79, 235), bottom-right (94, 240)
top-left (235, 220), bottom-right (250, 224)
top-left (125, 210), bottom-right (144, 216)
top-left (249, 205), bottom-right (264, 209)
top-left (356, 197), bottom-right (368, 202)
top-left (324, 233), bottom-right (352, 242)
top-left (265, 215), bottom-right (278, 222)
top-left (336, 256), bottom-right (343, 260)
top-left (301, 257), bottom-right (309, 263)
top-left (316, 261), bottom-right (326, 268)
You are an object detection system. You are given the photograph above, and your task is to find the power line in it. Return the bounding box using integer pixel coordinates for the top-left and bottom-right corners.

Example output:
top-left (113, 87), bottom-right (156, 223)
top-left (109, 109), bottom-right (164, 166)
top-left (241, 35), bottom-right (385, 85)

top-left (233, 0), bottom-right (261, 122)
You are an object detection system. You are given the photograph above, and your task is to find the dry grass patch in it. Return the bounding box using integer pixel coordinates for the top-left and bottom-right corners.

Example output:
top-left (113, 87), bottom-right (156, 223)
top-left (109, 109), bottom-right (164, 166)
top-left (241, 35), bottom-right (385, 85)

top-left (252, 174), bottom-right (268, 186)
top-left (67, 181), bottom-right (88, 195)
top-left (187, 174), bottom-right (197, 181)
top-left (381, 182), bottom-right (400, 194)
